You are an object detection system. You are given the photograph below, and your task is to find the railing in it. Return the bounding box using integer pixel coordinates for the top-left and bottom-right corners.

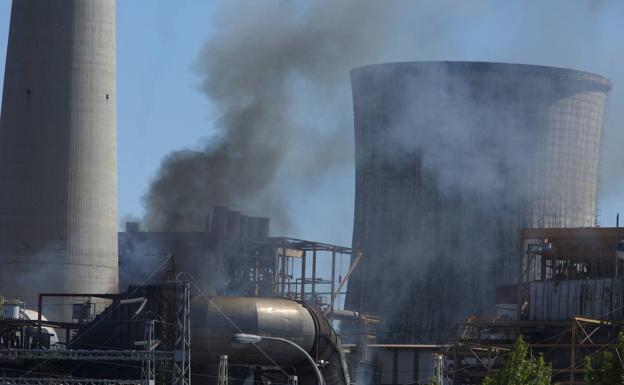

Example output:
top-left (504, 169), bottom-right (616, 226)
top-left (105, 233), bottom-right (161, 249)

top-left (0, 349), bottom-right (174, 361)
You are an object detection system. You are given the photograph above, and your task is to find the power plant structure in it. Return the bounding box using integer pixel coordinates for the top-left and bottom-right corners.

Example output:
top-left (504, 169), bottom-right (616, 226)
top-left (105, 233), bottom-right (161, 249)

top-left (345, 62), bottom-right (611, 343)
top-left (0, 0), bottom-right (118, 317)
top-left (119, 206), bottom-right (357, 313)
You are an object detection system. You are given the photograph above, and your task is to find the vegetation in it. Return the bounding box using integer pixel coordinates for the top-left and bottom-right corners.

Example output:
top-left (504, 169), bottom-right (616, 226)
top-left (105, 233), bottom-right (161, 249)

top-left (481, 337), bottom-right (552, 385)
top-left (584, 331), bottom-right (624, 385)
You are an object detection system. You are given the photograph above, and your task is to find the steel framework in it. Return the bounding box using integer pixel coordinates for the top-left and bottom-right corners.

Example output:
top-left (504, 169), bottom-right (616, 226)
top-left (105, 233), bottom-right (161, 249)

top-left (142, 319), bottom-right (157, 385)
top-left (519, 227), bottom-right (624, 320)
top-left (449, 317), bottom-right (621, 385)
top-left (171, 282), bottom-right (191, 385)
top-left (1, 282), bottom-right (191, 385)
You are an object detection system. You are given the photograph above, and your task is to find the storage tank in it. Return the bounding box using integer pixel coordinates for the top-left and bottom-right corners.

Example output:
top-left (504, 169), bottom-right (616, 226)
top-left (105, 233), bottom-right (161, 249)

top-left (0, 0), bottom-right (117, 319)
top-left (192, 296), bottom-right (350, 385)
top-left (345, 62), bottom-right (611, 342)
top-left (1, 303), bottom-right (19, 320)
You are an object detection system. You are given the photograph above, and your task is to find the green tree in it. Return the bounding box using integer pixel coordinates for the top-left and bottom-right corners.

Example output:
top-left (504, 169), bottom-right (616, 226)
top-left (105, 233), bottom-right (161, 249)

top-left (585, 331), bottom-right (624, 385)
top-left (482, 337), bottom-right (552, 385)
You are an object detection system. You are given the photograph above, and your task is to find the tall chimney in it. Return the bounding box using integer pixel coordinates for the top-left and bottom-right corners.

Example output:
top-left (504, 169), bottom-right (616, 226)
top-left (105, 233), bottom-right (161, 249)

top-left (0, 0), bottom-right (118, 317)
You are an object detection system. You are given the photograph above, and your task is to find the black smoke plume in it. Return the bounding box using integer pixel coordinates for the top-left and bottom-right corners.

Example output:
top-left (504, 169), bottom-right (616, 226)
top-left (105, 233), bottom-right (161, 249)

top-left (142, 0), bottom-right (624, 239)
top-left (142, 1), bottom-right (405, 233)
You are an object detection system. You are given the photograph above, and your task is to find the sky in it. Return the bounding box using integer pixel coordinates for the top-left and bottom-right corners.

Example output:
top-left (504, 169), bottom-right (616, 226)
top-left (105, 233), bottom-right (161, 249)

top-left (0, 1), bottom-right (622, 248)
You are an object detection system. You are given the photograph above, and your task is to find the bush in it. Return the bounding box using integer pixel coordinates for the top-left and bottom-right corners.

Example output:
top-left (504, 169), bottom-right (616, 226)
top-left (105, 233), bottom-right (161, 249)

top-left (585, 331), bottom-right (624, 385)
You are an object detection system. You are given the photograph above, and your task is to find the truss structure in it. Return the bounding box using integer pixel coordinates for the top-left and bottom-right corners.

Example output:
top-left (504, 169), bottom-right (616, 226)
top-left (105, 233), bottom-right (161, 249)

top-left (449, 317), bottom-right (621, 385)
top-left (142, 319), bottom-right (157, 385)
top-left (171, 281), bottom-right (191, 385)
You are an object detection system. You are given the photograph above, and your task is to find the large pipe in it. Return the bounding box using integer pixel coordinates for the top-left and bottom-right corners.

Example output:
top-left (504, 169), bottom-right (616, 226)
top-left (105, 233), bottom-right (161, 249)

top-left (191, 297), bottom-right (350, 385)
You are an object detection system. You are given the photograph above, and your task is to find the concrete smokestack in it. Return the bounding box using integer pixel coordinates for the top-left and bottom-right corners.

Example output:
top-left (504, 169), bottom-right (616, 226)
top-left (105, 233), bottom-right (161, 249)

top-left (0, 1), bottom-right (118, 314)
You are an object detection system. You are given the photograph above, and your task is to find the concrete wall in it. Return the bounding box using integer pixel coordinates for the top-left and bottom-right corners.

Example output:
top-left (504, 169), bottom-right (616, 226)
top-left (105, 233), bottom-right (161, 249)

top-left (345, 62), bottom-right (611, 342)
top-left (0, 1), bottom-right (117, 316)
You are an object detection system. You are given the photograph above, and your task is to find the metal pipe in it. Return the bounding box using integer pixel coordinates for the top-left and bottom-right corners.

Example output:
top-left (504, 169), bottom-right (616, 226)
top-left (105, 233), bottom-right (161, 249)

top-left (191, 296), bottom-right (350, 385)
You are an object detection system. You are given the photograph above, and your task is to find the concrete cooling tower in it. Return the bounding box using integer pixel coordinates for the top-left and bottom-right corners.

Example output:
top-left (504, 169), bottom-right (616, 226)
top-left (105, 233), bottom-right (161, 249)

top-left (0, 1), bottom-right (117, 316)
top-left (344, 62), bottom-right (611, 342)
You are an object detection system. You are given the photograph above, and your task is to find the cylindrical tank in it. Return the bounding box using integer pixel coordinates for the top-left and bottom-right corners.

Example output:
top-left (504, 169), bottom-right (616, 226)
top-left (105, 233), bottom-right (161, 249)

top-left (345, 62), bottom-right (611, 342)
top-left (191, 296), bottom-right (350, 385)
top-left (192, 297), bottom-right (316, 366)
top-left (0, 0), bottom-right (118, 319)
top-left (2, 304), bottom-right (20, 320)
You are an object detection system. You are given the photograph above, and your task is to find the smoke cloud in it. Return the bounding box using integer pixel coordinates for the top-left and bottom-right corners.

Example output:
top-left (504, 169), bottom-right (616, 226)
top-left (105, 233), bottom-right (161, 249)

top-left (142, 0), bottom-right (624, 242)
top-left (142, 1), bottom-right (407, 234)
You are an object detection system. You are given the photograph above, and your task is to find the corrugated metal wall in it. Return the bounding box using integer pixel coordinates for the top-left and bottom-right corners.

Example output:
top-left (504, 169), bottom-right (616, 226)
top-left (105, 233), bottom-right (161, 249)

top-left (530, 279), bottom-right (624, 320)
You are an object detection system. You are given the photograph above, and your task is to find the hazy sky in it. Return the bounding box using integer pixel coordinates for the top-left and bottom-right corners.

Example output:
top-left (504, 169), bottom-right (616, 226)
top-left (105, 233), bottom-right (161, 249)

top-left (0, 1), bottom-right (622, 247)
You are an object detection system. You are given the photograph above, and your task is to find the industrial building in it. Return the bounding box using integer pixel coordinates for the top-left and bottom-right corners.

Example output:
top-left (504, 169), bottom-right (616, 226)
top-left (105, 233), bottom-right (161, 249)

top-left (118, 206), bottom-right (357, 314)
top-left (345, 61), bottom-right (612, 343)
top-left (448, 227), bottom-right (624, 385)
top-left (519, 227), bottom-right (624, 321)
top-left (0, 227), bottom-right (359, 385)
top-left (0, 0), bottom-right (118, 319)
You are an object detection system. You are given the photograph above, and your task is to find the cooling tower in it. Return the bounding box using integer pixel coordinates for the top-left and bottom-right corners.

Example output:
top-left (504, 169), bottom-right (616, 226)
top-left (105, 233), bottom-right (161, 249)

top-left (345, 62), bottom-right (610, 342)
top-left (0, 1), bottom-right (117, 315)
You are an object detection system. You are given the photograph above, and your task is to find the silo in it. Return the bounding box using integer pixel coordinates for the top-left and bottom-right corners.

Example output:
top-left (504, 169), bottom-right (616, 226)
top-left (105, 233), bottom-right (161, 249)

top-left (0, 1), bottom-right (117, 316)
top-left (345, 62), bottom-right (610, 342)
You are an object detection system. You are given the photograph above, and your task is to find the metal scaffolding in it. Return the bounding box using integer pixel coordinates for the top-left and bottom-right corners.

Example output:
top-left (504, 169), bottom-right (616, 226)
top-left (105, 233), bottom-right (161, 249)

top-left (0, 282), bottom-right (191, 385)
top-left (519, 227), bottom-right (624, 321)
top-left (171, 282), bottom-right (191, 385)
top-left (270, 237), bottom-right (356, 314)
top-left (449, 317), bottom-right (621, 385)
top-left (142, 320), bottom-right (157, 385)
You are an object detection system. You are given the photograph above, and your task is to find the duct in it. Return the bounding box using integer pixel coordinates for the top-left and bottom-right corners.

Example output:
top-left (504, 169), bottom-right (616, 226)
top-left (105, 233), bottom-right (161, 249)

top-left (191, 296), bottom-right (350, 385)
top-left (328, 309), bottom-right (360, 320)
